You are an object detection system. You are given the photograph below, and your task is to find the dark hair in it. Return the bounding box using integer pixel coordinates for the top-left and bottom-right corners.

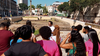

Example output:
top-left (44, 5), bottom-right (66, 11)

top-left (75, 25), bottom-right (82, 32)
top-left (1, 22), bottom-right (9, 28)
top-left (0, 24), bottom-right (5, 28)
top-left (26, 20), bottom-right (32, 27)
top-left (12, 27), bottom-right (21, 44)
top-left (19, 25), bottom-right (32, 40)
top-left (71, 30), bottom-right (86, 56)
top-left (39, 26), bottom-right (51, 40)
top-left (71, 26), bottom-right (75, 30)
top-left (49, 21), bottom-right (53, 25)
top-left (84, 26), bottom-right (90, 32)
top-left (88, 31), bottom-right (99, 56)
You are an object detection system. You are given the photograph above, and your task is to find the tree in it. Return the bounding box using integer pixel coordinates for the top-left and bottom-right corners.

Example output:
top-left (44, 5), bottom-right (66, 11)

top-left (42, 6), bottom-right (48, 13)
top-left (58, 2), bottom-right (71, 17)
top-left (58, 2), bottom-right (70, 12)
top-left (28, 5), bottom-right (35, 10)
top-left (19, 3), bottom-right (28, 10)
top-left (70, 0), bottom-right (89, 20)
top-left (36, 4), bottom-right (42, 9)
top-left (58, 0), bottom-right (100, 20)
top-left (70, 0), bottom-right (100, 21)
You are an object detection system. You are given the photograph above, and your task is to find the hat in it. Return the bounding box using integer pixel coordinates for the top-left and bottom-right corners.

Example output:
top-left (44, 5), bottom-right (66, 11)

top-left (88, 25), bottom-right (92, 28)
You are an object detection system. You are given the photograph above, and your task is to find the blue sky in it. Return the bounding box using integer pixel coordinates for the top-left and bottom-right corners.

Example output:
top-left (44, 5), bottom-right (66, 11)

top-left (14, 0), bottom-right (69, 6)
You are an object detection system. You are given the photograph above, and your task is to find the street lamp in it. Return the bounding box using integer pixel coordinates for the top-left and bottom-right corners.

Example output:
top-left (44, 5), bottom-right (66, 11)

top-left (69, 0), bottom-right (71, 6)
top-left (30, 0), bottom-right (32, 16)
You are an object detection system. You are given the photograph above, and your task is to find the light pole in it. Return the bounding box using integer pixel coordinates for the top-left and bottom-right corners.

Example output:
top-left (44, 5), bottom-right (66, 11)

top-left (9, 0), bottom-right (11, 17)
top-left (30, 0), bottom-right (32, 16)
top-left (69, 0), bottom-right (71, 6)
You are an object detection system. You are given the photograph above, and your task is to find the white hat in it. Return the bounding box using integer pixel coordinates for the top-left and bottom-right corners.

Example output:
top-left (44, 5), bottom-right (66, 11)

top-left (88, 25), bottom-right (92, 28)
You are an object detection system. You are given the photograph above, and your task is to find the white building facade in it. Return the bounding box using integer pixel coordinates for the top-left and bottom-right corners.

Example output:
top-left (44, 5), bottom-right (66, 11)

top-left (17, 0), bottom-right (28, 6)
top-left (46, 6), bottom-right (55, 15)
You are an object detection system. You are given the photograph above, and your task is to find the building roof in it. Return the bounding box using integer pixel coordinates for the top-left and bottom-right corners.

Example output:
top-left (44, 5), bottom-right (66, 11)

top-left (52, 1), bottom-right (61, 5)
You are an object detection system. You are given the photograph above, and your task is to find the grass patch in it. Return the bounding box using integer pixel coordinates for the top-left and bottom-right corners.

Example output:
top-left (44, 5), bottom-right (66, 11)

top-left (34, 30), bottom-right (39, 35)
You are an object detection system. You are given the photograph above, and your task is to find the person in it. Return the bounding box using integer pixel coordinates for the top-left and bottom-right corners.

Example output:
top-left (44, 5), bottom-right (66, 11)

top-left (0, 24), bottom-right (14, 55)
top-left (60, 30), bottom-right (86, 56)
top-left (1, 22), bottom-right (10, 30)
top-left (85, 30), bottom-right (100, 56)
top-left (50, 25), bottom-right (60, 44)
top-left (65, 26), bottom-right (75, 53)
top-left (50, 25), bottom-right (62, 56)
top-left (74, 25), bottom-right (82, 32)
top-left (10, 27), bottom-right (23, 45)
top-left (26, 20), bottom-right (36, 42)
top-left (36, 26), bottom-right (60, 56)
top-left (48, 21), bottom-right (55, 32)
top-left (88, 25), bottom-right (99, 42)
top-left (26, 20), bottom-right (35, 33)
top-left (1, 25), bottom-right (48, 56)
top-left (88, 25), bottom-right (97, 33)
top-left (83, 26), bottom-right (90, 42)
top-left (71, 26), bottom-right (75, 31)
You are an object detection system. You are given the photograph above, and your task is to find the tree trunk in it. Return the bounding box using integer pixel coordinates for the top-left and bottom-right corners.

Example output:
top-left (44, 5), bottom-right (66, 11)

top-left (83, 15), bottom-right (85, 22)
top-left (73, 11), bottom-right (76, 19)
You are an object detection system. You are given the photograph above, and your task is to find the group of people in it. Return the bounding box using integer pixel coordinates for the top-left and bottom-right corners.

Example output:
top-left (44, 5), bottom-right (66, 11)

top-left (0, 20), bottom-right (100, 56)
top-left (61, 25), bottom-right (100, 56)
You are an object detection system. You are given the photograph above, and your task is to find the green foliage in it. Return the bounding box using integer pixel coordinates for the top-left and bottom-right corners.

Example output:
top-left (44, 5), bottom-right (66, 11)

top-left (58, 0), bottom-right (100, 13)
top-left (19, 3), bottom-right (28, 10)
top-left (58, 2), bottom-right (70, 12)
top-left (36, 4), bottom-right (42, 9)
top-left (28, 5), bottom-right (35, 10)
top-left (42, 6), bottom-right (48, 13)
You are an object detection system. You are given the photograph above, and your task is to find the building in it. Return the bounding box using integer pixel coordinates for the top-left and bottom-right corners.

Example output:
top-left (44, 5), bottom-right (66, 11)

top-left (52, 1), bottom-right (63, 13)
top-left (17, 0), bottom-right (28, 6)
top-left (46, 6), bottom-right (55, 15)
top-left (52, 1), bottom-right (62, 6)
top-left (17, 0), bottom-right (28, 15)
top-left (32, 8), bottom-right (43, 15)
top-left (0, 0), bottom-right (17, 17)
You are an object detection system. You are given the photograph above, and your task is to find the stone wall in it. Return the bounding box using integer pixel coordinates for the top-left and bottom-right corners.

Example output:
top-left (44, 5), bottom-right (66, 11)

top-left (70, 3), bottom-right (100, 23)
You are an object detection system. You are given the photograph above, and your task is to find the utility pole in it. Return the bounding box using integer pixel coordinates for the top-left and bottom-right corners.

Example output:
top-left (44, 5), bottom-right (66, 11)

top-left (30, 0), bottom-right (32, 16)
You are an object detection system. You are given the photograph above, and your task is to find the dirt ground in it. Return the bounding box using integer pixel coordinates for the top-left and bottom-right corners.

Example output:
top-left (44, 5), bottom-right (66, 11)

top-left (9, 18), bottom-right (70, 33)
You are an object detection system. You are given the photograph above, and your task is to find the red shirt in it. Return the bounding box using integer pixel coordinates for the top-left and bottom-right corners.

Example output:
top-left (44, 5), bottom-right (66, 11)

top-left (0, 30), bottom-right (14, 55)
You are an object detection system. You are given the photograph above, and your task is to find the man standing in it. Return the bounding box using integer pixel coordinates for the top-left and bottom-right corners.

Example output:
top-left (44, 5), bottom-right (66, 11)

top-left (0, 23), bottom-right (14, 55)
top-left (83, 26), bottom-right (90, 42)
top-left (48, 21), bottom-right (55, 32)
